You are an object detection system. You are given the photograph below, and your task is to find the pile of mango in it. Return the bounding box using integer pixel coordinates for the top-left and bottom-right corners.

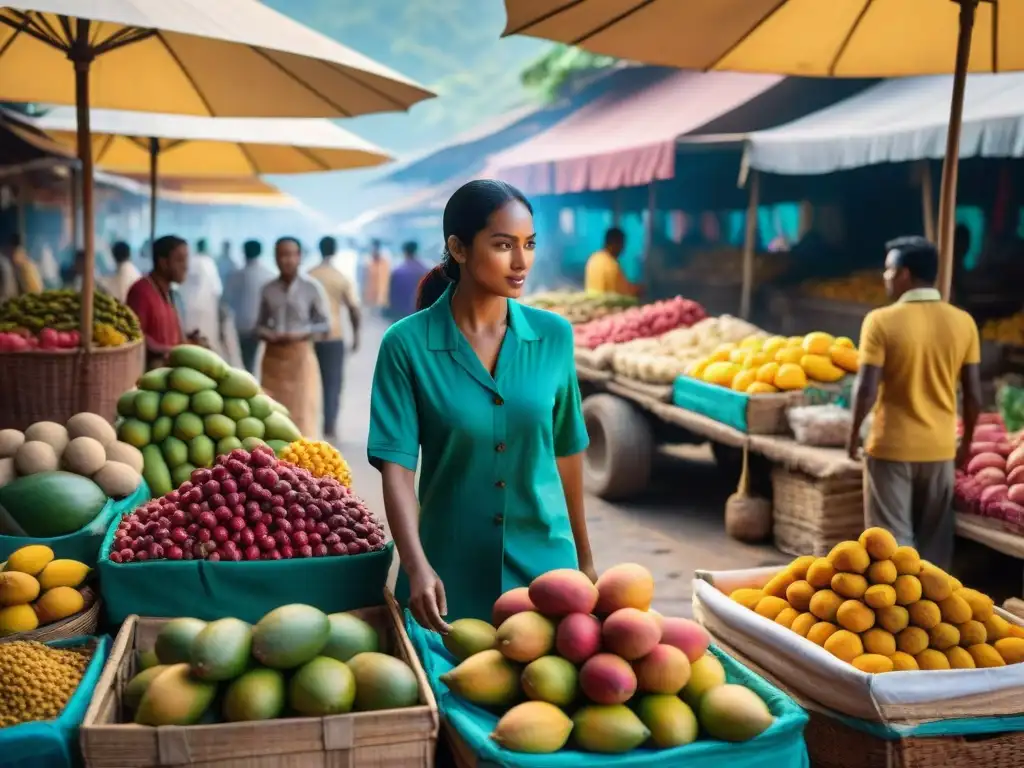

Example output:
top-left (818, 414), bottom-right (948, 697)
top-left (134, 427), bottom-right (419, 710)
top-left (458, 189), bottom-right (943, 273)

top-left (0, 288), bottom-right (142, 347)
top-left (982, 312), bottom-right (1024, 346)
top-left (729, 528), bottom-right (1024, 672)
top-left (0, 545), bottom-right (91, 636)
top-left (124, 604), bottom-right (420, 725)
top-left (802, 272), bottom-right (887, 306)
top-left (116, 345), bottom-right (301, 496)
top-left (441, 563), bottom-right (775, 755)
top-left (523, 292), bottom-right (638, 325)
top-left (688, 331), bottom-right (858, 394)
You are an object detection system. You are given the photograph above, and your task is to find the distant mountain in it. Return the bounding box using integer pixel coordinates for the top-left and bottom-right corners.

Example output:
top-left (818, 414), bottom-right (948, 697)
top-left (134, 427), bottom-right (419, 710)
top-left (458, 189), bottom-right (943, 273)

top-left (262, 0), bottom-right (555, 223)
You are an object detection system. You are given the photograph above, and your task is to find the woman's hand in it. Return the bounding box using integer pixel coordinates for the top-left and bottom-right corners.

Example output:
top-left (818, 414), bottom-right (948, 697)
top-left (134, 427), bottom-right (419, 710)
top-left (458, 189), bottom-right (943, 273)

top-left (408, 563), bottom-right (451, 635)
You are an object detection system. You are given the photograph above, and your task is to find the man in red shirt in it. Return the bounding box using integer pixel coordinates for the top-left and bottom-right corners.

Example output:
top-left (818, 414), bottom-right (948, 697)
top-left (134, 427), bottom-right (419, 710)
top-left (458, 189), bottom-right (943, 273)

top-left (126, 235), bottom-right (189, 370)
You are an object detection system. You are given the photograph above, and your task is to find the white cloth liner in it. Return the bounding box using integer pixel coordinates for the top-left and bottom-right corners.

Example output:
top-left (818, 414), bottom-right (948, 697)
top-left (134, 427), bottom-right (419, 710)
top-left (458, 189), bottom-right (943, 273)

top-left (694, 566), bottom-right (1024, 717)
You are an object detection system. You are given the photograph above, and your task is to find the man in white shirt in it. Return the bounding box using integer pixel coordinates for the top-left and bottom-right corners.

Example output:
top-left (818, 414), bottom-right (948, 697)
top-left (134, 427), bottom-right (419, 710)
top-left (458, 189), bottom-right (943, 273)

top-left (100, 241), bottom-right (142, 303)
top-left (181, 238), bottom-right (223, 354)
top-left (223, 239), bottom-right (274, 373)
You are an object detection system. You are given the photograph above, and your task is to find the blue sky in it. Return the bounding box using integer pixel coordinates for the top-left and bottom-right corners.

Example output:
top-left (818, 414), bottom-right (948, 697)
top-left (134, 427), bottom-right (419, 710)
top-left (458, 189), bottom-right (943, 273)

top-left (260, 0), bottom-right (553, 225)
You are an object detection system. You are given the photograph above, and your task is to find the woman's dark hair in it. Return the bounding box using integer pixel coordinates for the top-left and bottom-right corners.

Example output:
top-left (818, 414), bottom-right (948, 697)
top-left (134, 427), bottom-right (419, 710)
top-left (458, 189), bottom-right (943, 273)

top-left (416, 179), bottom-right (532, 311)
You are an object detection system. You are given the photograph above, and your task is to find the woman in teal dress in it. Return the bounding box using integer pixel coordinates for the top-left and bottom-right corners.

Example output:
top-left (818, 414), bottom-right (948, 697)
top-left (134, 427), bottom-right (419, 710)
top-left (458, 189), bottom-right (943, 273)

top-left (368, 179), bottom-right (595, 633)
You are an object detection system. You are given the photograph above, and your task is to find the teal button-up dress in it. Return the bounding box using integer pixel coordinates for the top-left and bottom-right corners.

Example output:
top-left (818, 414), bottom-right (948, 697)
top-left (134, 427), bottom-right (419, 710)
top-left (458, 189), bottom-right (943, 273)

top-left (367, 285), bottom-right (589, 623)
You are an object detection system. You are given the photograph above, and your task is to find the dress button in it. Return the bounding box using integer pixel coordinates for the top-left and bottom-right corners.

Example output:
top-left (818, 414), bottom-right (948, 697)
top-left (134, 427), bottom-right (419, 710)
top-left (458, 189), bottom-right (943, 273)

top-left (496, 442), bottom-right (506, 453)
top-left (494, 396), bottom-right (504, 406)
top-left (493, 513), bottom-right (504, 525)
top-left (495, 480), bottom-right (506, 489)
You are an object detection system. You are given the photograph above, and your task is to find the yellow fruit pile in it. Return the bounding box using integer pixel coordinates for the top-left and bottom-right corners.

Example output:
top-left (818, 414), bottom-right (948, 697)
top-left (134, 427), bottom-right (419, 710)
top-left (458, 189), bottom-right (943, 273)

top-left (688, 332), bottom-right (858, 394)
top-left (0, 546), bottom-right (90, 636)
top-left (982, 312), bottom-right (1024, 346)
top-left (279, 439), bottom-right (353, 488)
top-left (802, 272), bottom-right (888, 306)
top-left (729, 528), bottom-right (1024, 673)
top-left (0, 640), bottom-right (92, 727)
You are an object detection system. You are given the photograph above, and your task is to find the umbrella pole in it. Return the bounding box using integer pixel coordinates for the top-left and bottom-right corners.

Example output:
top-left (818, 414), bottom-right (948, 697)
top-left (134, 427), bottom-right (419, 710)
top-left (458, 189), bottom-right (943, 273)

top-left (72, 23), bottom-right (95, 352)
top-left (149, 138), bottom-right (159, 249)
top-left (935, 0), bottom-right (978, 301)
top-left (740, 170), bottom-right (760, 320)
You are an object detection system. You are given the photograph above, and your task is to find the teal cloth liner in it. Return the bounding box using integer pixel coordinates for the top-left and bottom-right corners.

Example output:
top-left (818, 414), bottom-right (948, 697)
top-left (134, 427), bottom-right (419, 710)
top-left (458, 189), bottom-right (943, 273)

top-left (0, 480), bottom-right (151, 566)
top-left (405, 612), bottom-right (810, 768)
top-left (672, 376), bottom-right (753, 433)
top-left (830, 706), bottom-right (1024, 740)
top-left (97, 504), bottom-right (395, 624)
top-left (0, 634), bottom-right (112, 768)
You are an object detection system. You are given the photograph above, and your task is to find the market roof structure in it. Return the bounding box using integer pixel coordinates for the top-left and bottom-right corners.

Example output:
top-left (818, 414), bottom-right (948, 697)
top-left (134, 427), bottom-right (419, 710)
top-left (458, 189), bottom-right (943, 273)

top-left (744, 73), bottom-right (1024, 176)
top-left (486, 69), bottom-right (871, 195)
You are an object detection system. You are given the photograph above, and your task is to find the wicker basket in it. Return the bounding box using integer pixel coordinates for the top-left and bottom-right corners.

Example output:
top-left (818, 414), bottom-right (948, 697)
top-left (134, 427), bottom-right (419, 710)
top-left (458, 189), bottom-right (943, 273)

top-left (0, 586), bottom-right (100, 643)
top-left (771, 466), bottom-right (863, 556)
top-left (0, 340), bottom-right (144, 430)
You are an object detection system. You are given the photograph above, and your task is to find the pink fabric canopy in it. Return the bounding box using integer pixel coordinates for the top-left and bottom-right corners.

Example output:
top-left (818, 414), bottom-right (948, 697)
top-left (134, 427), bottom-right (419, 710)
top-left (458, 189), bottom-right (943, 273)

top-left (486, 70), bottom-right (781, 195)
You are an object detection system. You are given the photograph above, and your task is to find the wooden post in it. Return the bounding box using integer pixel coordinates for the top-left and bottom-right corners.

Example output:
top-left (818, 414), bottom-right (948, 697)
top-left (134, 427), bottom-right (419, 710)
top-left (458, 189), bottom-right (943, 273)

top-left (920, 160), bottom-right (936, 242)
top-left (69, 166), bottom-right (82, 249)
top-left (740, 170), bottom-right (760, 320)
top-left (72, 20), bottom-right (95, 352)
top-left (936, 0), bottom-right (978, 301)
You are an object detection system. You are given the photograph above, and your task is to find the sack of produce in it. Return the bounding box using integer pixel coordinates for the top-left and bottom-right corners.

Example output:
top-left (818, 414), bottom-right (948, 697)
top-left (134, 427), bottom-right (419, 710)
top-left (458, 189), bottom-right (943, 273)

top-left (116, 344), bottom-right (303, 498)
top-left (0, 634), bottom-right (111, 768)
top-left (787, 405), bottom-right (852, 447)
top-left (98, 445), bottom-right (393, 624)
top-left (411, 562), bottom-right (809, 766)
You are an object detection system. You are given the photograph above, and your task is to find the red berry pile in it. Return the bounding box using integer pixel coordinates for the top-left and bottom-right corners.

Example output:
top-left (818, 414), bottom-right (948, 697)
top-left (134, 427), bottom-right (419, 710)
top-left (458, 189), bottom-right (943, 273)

top-left (109, 446), bottom-right (386, 563)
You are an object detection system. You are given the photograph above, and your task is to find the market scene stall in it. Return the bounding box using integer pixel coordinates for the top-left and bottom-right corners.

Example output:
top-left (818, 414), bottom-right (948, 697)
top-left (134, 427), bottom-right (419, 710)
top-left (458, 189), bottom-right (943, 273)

top-left (3, 1), bottom-right (1024, 767)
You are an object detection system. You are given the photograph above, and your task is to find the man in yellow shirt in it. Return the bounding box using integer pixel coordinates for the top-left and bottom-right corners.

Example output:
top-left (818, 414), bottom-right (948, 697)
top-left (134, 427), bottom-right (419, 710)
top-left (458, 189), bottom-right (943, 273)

top-left (847, 236), bottom-right (982, 570)
top-left (584, 228), bottom-right (637, 296)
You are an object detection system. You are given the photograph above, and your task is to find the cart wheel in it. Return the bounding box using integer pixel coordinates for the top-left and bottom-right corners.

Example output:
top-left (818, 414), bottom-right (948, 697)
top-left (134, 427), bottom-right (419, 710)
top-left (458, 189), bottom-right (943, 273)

top-left (582, 394), bottom-right (653, 500)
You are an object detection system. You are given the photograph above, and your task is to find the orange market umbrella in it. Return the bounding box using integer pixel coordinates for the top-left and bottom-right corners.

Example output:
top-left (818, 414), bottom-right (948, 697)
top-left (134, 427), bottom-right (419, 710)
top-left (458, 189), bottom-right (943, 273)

top-left (502, 0), bottom-right (1021, 299)
top-left (0, 1), bottom-right (431, 348)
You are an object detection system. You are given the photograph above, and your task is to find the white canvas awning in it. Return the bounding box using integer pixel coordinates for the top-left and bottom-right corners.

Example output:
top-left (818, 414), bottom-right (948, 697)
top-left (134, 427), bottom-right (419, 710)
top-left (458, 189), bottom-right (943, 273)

top-left (744, 74), bottom-right (1024, 176)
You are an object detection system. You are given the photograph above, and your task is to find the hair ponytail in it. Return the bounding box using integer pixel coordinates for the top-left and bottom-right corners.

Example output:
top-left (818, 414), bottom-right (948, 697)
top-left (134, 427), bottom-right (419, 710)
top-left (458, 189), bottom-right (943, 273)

top-left (416, 179), bottom-right (531, 312)
top-left (416, 251), bottom-right (460, 311)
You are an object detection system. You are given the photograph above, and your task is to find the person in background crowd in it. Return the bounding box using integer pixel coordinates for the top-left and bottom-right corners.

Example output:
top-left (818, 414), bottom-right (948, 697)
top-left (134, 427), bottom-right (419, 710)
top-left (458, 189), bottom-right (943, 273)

top-left (309, 236), bottom-right (361, 442)
top-left (126, 235), bottom-right (189, 370)
top-left (100, 241), bottom-right (142, 303)
top-left (223, 239), bottom-right (274, 374)
top-left (181, 236), bottom-right (223, 355)
top-left (6, 234), bottom-right (43, 294)
top-left (0, 238), bottom-right (16, 301)
top-left (65, 248), bottom-right (86, 291)
top-left (584, 227), bottom-right (637, 296)
top-left (256, 237), bottom-right (331, 438)
top-left (363, 238), bottom-right (390, 311)
top-left (847, 237), bottom-right (982, 571)
top-left (370, 179), bottom-right (595, 630)
top-left (388, 240), bottom-right (429, 321)
top-left (216, 240), bottom-right (235, 286)
top-left (37, 240), bottom-right (61, 288)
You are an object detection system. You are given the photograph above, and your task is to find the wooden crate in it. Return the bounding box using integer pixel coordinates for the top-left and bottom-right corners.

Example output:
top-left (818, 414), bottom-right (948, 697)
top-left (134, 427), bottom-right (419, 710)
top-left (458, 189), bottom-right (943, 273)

top-left (80, 594), bottom-right (439, 768)
top-left (771, 466), bottom-right (864, 557)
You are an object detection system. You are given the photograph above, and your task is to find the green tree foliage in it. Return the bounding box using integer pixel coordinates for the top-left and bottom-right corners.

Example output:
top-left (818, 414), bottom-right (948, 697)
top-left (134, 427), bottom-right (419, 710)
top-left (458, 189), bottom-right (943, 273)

top-left (520, 45), bottom-right (617, 101)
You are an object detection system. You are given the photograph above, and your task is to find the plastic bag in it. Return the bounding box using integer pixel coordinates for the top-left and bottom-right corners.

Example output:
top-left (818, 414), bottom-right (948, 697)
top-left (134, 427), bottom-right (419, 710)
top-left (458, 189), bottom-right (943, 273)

top-left (788, 404), bottom-right (852, 447)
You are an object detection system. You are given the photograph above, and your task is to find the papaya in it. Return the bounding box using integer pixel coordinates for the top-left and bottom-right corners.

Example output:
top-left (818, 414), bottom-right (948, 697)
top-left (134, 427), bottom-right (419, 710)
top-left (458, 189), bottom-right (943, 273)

top-left (168, 367), bottom-right (218, 395)
top-left (0, 472), bottom-right (108, 538)
top-left (169, 345), bottom-right (229, 381)
top-left (142, 445), bottom-right (173, 498)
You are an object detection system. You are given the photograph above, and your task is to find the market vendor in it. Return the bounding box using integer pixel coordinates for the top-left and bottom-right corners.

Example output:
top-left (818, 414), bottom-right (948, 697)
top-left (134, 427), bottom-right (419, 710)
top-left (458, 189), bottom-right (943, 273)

top-left (847, 236), bottom-right (982, 570)
top-left (368, 179), bottom-right (596, 632)
top-left (584, 227), bottom-right (638, 296)
top-left (126, 235), bottom-right (188, 370)
top-left (256, 236), bottom-right (330, 438)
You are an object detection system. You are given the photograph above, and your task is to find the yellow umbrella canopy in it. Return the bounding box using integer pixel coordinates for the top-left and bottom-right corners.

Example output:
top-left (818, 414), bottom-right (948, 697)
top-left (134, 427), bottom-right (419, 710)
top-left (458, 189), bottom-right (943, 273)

top-left (31, 107), bottom-right (393, 243)
top-left (0, 0), bottom-right (431, 349)
top-left (503, 0), bottom-right (1022, 298)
